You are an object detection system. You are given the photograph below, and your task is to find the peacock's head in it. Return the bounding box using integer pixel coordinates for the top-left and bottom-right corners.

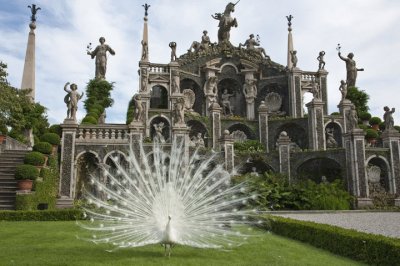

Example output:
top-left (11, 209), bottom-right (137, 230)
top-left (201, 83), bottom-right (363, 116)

top-left (168, 215), bottom-right (172, 220)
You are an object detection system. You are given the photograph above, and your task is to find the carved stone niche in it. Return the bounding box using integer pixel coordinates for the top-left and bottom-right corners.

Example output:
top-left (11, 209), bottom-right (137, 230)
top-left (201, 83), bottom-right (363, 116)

top-left (265, 92), bottom-right (286, 116)
top-left (367, 165), bottom-right (381, 184)
top-left (182, 89), bottom-right (196, 113)
top-left (230, 130), bottom-right (247, 142)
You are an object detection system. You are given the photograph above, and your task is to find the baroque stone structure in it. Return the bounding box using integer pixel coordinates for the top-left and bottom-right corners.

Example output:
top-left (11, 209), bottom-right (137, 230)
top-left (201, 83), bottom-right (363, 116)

top-left (58, 3), bottom-right (400, 208)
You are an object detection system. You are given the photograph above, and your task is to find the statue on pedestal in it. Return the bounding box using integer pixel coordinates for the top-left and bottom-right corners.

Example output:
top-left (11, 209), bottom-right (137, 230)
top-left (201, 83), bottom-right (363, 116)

top-left (339, 80), bottom-right (347, 102)
top-left (383, 106), bottom-right (395, 131)
top-left (140, 68), bottom-right (148, 92)
top-left (153, 122), bottom-right (166, 143)
top-left (317, 51), bottom-right (325, 70)
top-left (239, 34), bottom-right (268, 58)
top-left (212, 1), bottom-right (239, 44)
top-left (221, 89), bottom-right (233, 116)
top-left (311, 79), bottom-right (321, 100)
top-left (188, 30), bottom-right (212, 53)
top-left (173, 98), bottom-right (185, 125)
top-left (64, 82), bottom-right (84, 121)
top-left (133, 94), bottom-right (144, 122)
top-left (204, 76), bottom-right (218, 102)
top-left (290, 50), bottom-right (298, 68)
top-left (169, 42), bottom-right (177, 61)
top-left (87, 37), bottom-right (115, 79)
top-left (338, 51), bottom-right (364, 87)
top-left (347, 105), bottom-right (358, 130)
top-left (243, 78), bottom-right (257, 103)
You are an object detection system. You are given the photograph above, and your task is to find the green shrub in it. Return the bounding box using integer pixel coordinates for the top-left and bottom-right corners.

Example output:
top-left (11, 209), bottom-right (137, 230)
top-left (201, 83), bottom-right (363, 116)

top-left (264, 215), bottom-right (400, 265)
top-left (14, 164), bottom-right (39, 180)
top-left (394, 125), bottom-right (400, 133)
top-left (359, 112), bottom-right (371, 121)
top-left (234, 140), bottom-right (264, 153)
top-left (81, 116), bottom-right (98, 125)
top-left (358, 124), bottom-right (369, 131)
top-left (82, 79), bottom-right (114, 125)
top-left (40, 133), bottom-right (61, 145)
top-left (330, 112), bottom-right (340, 116)
top-left (369, 116), bottom-right (382, 125)
top-left (0, 209), bottom-right (83, 221)
top-left (365, 128), bottom-right (379, 139)
top-left (49, 124), bottom-right (62, 136)
top-left (33, 141), bottom-right (52, 154)
top-left (24, 151), bottom-right (45, 166)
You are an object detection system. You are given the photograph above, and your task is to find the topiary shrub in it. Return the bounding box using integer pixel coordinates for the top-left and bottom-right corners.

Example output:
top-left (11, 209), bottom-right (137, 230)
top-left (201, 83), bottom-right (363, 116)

top-left (369, 116), bottom-right (382, 125)
top-left (24, 151), bottom-right (45, 166)
top-left (81, 116), bottom-right (98, 125)
top-left (359, 112), bottom-right (371, 121)
top-left (33, 141), bottom-right (52, 155)
top-left (234, 140), bottom-right (264, 153)
top-left (15, 164), bottom-right (39, 180)
top-left (82, 79), bottom-right (114, 125)
top-left (330, 112), bottom-right (340, 116)
top-left (40, 133), bottom-right (61, 146)
top-left (49, 124), bottom-right (62, 137)
top-left (365, 128), bottom-right (379, 139)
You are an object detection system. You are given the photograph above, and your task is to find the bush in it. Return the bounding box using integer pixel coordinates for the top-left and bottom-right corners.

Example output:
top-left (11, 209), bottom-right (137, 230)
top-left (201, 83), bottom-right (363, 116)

top-left (369, 116), bottom-right (382, 125)
top-left (14, 164), bottom-right (39, 180)
top-left (264, 215), bottom-right (400, 265)
top-left (234, 140), bottom-right (264, 153)
top-left (49, 124), bottom-right (62, 137)
top-left (330, 112), bottom-right (340, 116)
top-left (33, 141), bottom-right (52, 154)
top-left (40, 133), bottom-right (61, 145)
top-left (394, 125), bottom-right (400, 133)
top-left (0, 209), bottom-right (83, 221)
top-left (365, 128), bottom-right (379, 139)
top-left (358, 124), bottom-right (370, 131)
top-left (81, 116), bottom-right (98, 125)
top-left (359, 112), bottom-right (371, 121)
top-left (24, 151), bottom-right (45, 166)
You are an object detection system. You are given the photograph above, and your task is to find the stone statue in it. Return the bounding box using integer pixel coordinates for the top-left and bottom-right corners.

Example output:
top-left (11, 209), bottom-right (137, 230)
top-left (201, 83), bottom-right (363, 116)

top-left (290, 50), bottom-right (298, 68)
top-left (239, 34), bottom-right (268, 58)
top-left (169, 42), bottom-right (177, 61)
top-left (191, 132), bottom-right (205, 148)
top-left (141, 40), bottom-right (148, 61)
top-left (188, 30), bottom-right (212, 53)
top-left (133, 94), bottom-right (144, 122)
top-left (317, 51), bottom-right (325, 70)
top-left (339, 80), bottom-right (347, 102)
top-left (153, 122), bottom-right (166, 143)
top-left (204, 76), bottom-right (218, 98)
top-left (173, 98), bottom-right (185, 125)
top-left (383, 106), bottom-right (395, 131)
top-left (28, 4), bottom-right (41, 23)
top-left (182, 89), bottom-right (195, 112)
top-left (338, 52), bottom-right (364, 87)
top-left (311, 79), bottom-right (321, 100)
top-left (250, 167), bottom-right (259, 176)
top-left (212, 1), bottom-right (239, 44)
top-left (221, 89), bottom-right (233, 116)
top-left (326, 128), bottom-right (338, 148)
top-left (171, 71), bottom-right (180, 94)
top-left (87, 37), bottom-right (115, 79)
top-left (63, 82), bottom-right (84, 121)
top-left (243, 78), bottom-right (257, 103)
top-left (140, 68), bottom-right (148, 92)
top-left (348, 105), bottom-right (358, 130)
top-left (98, 111), bottom-right (106, 124)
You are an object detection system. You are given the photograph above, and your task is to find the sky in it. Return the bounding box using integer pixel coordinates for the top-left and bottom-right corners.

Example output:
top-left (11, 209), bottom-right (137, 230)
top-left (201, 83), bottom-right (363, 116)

top-left (0, 0), bottom-right (399, 125)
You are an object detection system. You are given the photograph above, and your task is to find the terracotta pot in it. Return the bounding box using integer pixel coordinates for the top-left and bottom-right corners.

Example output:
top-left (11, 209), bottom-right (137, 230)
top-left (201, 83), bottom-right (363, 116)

top-left (51, 145), bottom-right (58, 156)
top-left (17, 179), bottom-right (33, 191)
top-left (0, 135), bottom-right (5, 144)
top-left (371, 124), bottom-right (379, 130)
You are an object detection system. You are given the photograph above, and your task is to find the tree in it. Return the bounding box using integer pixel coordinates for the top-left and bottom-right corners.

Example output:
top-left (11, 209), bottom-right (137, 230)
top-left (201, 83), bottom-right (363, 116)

top-left (346, 86), bottom-right (370, 115)
top-left (0, 61), bottom-right (49, 142)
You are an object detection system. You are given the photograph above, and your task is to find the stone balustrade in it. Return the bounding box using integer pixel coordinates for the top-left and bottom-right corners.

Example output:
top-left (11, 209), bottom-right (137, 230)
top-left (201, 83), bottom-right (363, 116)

top-left (301, 71), bottom-right (318, 81)
top-left (148, 63), bottom-right (170, 74)
top-left (75, 124), bottom-right (130, 143)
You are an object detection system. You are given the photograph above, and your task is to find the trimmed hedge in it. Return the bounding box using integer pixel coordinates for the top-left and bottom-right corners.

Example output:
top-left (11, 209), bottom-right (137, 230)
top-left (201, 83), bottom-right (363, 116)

top-left (33, 141), bottom-right (52, 154)
top-left (365, 128), bottom-right (379, 139)
top-left (24, 151), bottom-right (46, 166)
top-left (369, 116), bottom-right (382, 125)
top-left (40, 132), bottom-right (61, 145)
top-left (14, 164), bottom-right (39, 180)
top-left (0, 209), bottom-right (83, 221)
top-left (264, 215), bottom-right (400, 265)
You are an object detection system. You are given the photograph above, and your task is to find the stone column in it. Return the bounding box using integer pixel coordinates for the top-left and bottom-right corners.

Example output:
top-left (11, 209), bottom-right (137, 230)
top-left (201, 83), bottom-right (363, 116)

top-left (317, 69), bottom-right (329, 115)
top-left (258, 101), bottom-right (269, 152)
top-left (306, 99), bottom-right (325, 150)
top-left (59, 119), bottom-right (78, 200)
top-left (241, 69), bottom-right (257, 120)
top-left (381, 130), bottom-right (400, 206)
top-left (343, 129), bottom-right (369, 207)
top-left (338, 99), bottom-right (354, 134)
top-left (220, 130), bottom-right (234, 173)
top-left (209, 101), bottom-right (222, 150)
top-left (204, 66), bottom-right (219, 116)
top-left (288, 68), bottom-right (303, 118)
top-left (172, 125), bottom-right (190, 166)
top-left (129, 123), bottom-right (145, 159)
top-left (277, 131), bottom-right (291, 182)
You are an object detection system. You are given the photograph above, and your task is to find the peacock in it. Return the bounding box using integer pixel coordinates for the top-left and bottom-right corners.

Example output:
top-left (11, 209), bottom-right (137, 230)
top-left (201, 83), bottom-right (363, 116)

top-left (78, 137), bottom-right (259, 256)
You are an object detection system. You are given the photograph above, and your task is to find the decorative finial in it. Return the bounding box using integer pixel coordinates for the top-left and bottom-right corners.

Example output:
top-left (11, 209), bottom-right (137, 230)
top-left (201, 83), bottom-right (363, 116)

top-left (28, 4), bottom-right (41, 23)
top-left (142, 3), bottom-right (150, 17)
top-left (286, 15), bottom-right (293, 28)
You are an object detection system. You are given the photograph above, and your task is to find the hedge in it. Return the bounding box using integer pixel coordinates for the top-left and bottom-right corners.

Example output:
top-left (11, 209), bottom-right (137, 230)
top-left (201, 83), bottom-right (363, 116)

top-left (264, 215), bottom-right (400, 265)
top-left (14, 164), bottom-right (39, 180)
top-left (40, 132), bottom-right (61, 145)
top-left (33, 141), bottom-right (53, 155)
top-left (24, 151), bottom-right (46, 166)
top-left (0, 209), bottom-right (83, 221)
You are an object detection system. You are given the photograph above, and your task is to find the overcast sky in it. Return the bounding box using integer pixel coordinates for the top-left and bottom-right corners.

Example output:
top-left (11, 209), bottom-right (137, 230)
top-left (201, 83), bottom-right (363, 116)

top-left (1, 0), bottom-right (399, 125)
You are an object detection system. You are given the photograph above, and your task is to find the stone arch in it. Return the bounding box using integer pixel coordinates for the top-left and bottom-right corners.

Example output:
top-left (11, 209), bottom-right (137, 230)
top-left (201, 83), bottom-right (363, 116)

top-left (220, 62), bottom-right (239, 75)
top-left (149, 116), bottom-right (171, 142)
top-left (74, 150), bottom-right (101, 199)
top-left (325, 121), bottom-right (343, 148)
top-left (275, 123), bottom-right (308, 149)
top-left (228, 123), bottom-right (256, 141)
top-left (150, 85), bottom-right (168, 109)
top-left (218, 78), bottom-right (245, 117)
top-left (187, 120), bottom-right (209, 147)
top-left (180, 78), bottom-right (204, 115)
top-left (365, 155), bottom-right (392, 194)
top-left (296, 157), bottom-right (343, 183)
top-left (239, 160), bottom-right (275, 175)
top-left (103, 150), bottom-right (129, 181)
top-left (257, 84), bottom-right (287, 117)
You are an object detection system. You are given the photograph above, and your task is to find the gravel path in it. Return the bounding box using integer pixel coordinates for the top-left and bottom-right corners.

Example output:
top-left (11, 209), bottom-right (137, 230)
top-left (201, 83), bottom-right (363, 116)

top-left (271, 212), bottom-right (400, 239)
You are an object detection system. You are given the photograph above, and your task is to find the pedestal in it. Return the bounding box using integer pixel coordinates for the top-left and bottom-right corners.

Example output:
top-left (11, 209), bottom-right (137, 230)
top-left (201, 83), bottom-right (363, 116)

top-left (306, 99), bottom-right (325, 150)
top-left (277, 132), bottom-right (292, 182)
top-left (209, 102), bottom-right (222, 150)
top-left (258, 101), bottom-right (269, 152)
top-left (219, 130), bottom-right (234, 173)
top-left (381, 129), bottom-right (400, 195)
top-left (338, 99), bottom-right (354, 134)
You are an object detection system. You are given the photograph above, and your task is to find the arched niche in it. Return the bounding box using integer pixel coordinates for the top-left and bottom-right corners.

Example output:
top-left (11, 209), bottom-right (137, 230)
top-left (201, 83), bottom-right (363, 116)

top-left (75, 151), bottom-right (101, 199)
top-left (239, 161), bottom-right (275, 175)
top-left (228, 123), bottom-right (256, 141)
top-left (275, 123), bottom-right (308, 149)
top-left (150, 116), bottom-right (170, 142)
top-left (366, 157), bottom-right (391, 194)
top-left (257, 84), bottom-right (287, 117)
top-left (218, 78), bottom-right (245, 117)
top-left (296, 157), bottom-right (343, 183)
top-left (180, 78), bottom-right (204, 115)
top-left (150, 85), bottom-right (168, 109)
top-left (325, 122), bottom-right (343, 148)
top-left (187, 120), bottom-right (209, 147)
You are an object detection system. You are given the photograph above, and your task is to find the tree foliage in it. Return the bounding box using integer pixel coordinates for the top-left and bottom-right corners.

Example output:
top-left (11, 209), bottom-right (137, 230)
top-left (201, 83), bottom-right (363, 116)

top-left (346, 86), bottom-right (370, 115)
top-left (82, 79), bottom-right (114, 125)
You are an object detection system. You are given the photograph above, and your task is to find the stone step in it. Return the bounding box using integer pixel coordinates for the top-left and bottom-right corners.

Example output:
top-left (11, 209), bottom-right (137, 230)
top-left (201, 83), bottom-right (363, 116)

top-left (0, 205), bottom-right (15, 210)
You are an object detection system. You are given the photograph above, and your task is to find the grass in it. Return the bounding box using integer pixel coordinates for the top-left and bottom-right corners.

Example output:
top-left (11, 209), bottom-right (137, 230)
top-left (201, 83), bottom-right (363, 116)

top-left (0, 221), bottom-right (364, 266)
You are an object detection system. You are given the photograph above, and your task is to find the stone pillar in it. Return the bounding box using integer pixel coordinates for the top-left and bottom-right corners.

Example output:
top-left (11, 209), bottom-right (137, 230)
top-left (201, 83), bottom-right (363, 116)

top-left (343, 129), bottom-right (369, 206)
top-left (306, 99), bottom-right (325, 150)
top-left (258, 101), bottom-right (269, 152)
top-left (220, 130), bottom-right (234, 173)
top-left (129, 123), bottom-right (145, 158)
top-left (338, 99), bottom-right (354, 134)
top-left (381, 130), bottom-right (400, 206)
top-left (204, 66), bottom-right (219, 116)
top-left (59, 119), bottom-right (78, 200)
top-left (277, 131), bottom-right (291, 182)
top-left (209, 101), bottom-right (222, 150)
top-left (21, 22), bottom-right (37, 101)
top-left (288, 68), bottom-right (302, 118)
top-left (241, 69), bottom-right (257, 120)
top-left (172, 125), bottom-right (190, 165)
top-left (317, 69), bottom-right (329, 115)
top-left (169, 61), bottom-right (180, 95)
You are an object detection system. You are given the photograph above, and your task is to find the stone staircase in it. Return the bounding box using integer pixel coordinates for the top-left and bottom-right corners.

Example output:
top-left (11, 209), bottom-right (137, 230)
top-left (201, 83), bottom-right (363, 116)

top-left (0, 150), bottom-right (28, 210)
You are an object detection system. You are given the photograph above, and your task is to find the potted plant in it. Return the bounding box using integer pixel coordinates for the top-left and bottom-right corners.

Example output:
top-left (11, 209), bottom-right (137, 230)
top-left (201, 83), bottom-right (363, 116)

top-left (369, 117), bottom-right (382, 130)
top-left (40, 133), bottom-right (61, 155)
top-left (14, 164), bottom-right (39, 191)
top-left (359, 112), bottom-right (371, 125)
top-left (365, 128), bottom-right (379, 146)
top-left (24, 151), bottom-right (46, 169)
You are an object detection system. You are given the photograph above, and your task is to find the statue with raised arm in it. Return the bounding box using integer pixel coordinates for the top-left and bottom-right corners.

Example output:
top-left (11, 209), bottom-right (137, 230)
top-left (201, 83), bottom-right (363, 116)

top-left (239, 34), bottom-right (268, 58)
top-left (173, 98), bottom-right (185, 125)
top-left (212, 1), bottom-right (239, 44)
top-left (153, 122), bottom-right (166, 143)
top-left (87, 37), bottom-right (115, 79)
top-left (317, 51), bottom-right (326, 70)
top-left (64, 82), bottom-right (84, 121)
top-left (221, 89), bottom-right (234, 116)
top-left (243, 78), bottom-right (257, 100)
top-left (338, 51), bottom-right (364, 87)
top-left (383, 106), bottom-right (395, 131)
top-left (133, 94), bottom-right (144, 122)
top-left (339, 80), bottom-right (347, 102)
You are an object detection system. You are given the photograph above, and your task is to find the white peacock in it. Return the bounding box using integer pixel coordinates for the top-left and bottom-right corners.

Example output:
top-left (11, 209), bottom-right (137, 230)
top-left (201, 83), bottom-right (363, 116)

top-left (78, 137), bottom-right (259, 256)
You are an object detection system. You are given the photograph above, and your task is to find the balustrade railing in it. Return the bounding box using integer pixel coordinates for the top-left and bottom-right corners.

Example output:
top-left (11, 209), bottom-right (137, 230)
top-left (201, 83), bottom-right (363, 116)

top-left (148, 63), bottom-right (170, 74)
top-left (301, 71), bottom-right (318, 81)
top-left (76, 125), bottom-right (130, 143)
top-left (0, 135), bottom-right (30, 153)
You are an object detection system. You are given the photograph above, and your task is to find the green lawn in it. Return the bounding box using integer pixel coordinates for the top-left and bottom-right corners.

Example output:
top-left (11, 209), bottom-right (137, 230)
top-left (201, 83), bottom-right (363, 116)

top-left (0, 221), bottom-right (364, 266)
